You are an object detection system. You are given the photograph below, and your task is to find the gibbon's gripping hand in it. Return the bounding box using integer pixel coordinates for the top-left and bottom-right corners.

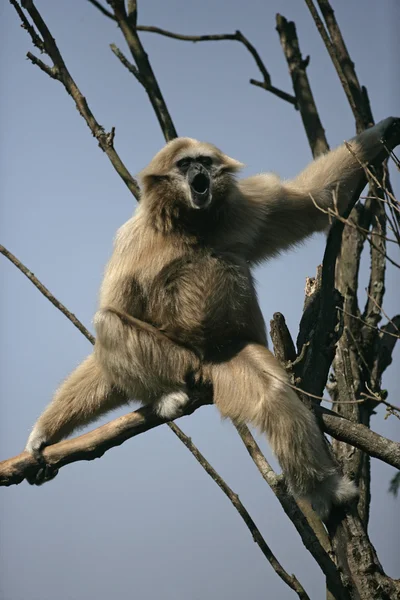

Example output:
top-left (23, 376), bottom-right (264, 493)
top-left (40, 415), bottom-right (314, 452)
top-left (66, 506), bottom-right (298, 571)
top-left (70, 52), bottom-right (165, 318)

top-left (25, 452), bottom-right (59, 486)
top-left (377, 116), bottom-right (400, 150)
top-left (26, 462), bottom-right (59, 486)
top-left (356, 117), bottom-right (400, 164)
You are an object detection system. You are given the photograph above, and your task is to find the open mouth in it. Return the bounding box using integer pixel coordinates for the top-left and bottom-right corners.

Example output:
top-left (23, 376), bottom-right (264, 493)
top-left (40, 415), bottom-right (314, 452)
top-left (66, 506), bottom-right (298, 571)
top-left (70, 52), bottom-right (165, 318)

top-left (191, 172), bottom-right (210, 195)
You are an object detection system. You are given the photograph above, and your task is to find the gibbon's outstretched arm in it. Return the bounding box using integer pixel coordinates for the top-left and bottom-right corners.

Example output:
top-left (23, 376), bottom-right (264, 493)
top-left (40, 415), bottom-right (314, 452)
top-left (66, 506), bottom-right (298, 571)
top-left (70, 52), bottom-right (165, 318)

top-left (238, 117), bottom-right (400, 263)
top-left (25, 354), bottom-right (126, 460)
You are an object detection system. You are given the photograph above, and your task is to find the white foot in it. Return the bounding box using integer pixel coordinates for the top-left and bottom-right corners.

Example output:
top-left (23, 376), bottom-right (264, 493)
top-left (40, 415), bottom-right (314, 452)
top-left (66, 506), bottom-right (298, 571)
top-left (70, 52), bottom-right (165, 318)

top-left (309, 474), bottom-right (358, 520)
top-left (153, 391), bottom-right (189, 419)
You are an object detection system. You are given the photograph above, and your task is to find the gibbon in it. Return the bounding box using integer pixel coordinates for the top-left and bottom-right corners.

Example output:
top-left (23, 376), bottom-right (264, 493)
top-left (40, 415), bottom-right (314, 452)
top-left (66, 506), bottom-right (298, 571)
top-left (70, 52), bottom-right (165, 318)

top-left (26, 117), bottom-right (399, 519)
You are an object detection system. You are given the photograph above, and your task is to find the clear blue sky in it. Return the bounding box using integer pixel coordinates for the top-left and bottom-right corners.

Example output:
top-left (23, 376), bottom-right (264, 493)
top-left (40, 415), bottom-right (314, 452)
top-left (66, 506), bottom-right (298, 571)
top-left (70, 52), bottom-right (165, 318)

top-left (0, 1), bottom-right (399, 599)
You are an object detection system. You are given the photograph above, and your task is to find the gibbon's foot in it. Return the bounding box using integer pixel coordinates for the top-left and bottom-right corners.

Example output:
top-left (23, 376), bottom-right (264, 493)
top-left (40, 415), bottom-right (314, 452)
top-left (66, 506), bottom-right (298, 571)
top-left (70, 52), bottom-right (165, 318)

top-left (25, 425), bottom-right (59, 485)
top-left (153, 390), bottom-right (189, 419)
top-left (309, 474), bottom-right (358, 521)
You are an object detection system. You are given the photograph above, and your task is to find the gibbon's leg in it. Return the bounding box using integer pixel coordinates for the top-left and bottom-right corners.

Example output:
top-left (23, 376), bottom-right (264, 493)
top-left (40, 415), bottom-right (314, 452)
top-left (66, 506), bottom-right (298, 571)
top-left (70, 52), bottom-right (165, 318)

top-left (209, 343), bottom-right (357, 520)
top-left (94, 307), bottom-right (202, 417)
top-left (25, 354), bottom-right (126, 460)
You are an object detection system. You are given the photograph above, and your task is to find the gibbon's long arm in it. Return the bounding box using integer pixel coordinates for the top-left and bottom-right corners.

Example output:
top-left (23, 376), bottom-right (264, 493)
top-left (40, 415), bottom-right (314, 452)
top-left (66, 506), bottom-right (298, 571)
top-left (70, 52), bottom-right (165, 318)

top-left (25, 309), bottom-right (202, 466)
top-left (238, 117), bottom-right (400, 263)
top-left (25, 355), bottom-right (126, 462)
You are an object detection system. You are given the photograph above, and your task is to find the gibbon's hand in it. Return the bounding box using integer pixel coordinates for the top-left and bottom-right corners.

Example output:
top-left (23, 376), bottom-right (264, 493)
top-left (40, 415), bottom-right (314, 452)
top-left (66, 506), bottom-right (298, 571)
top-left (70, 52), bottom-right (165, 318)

top-left (25, 430), bottom-right (58, 484)
top-left (26, 463), bottom-right (59, 486)
top-left (25, 449), bottom-right (59, 485)
top-left (378, 116), bottom-right (400, 146)
top-left (358, 116), bottom-right (400, 161)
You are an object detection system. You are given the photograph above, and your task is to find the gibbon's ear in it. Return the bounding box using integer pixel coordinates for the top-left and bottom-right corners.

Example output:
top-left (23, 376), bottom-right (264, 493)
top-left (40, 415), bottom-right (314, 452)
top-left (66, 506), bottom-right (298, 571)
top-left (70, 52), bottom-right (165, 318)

top-left (220, 153), bottom-right (245, 173)
top-left (139, 172), bottom-right (168, 188)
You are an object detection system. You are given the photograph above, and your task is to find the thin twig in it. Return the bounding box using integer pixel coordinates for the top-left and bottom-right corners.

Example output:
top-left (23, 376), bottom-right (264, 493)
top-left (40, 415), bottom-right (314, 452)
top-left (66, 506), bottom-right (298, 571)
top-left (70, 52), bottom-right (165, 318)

top-left (110, 43), bottom-right (143, 84)
top-left (0, 245), bottom-right (95, 344)
top-left (365, 291), bottom-right (400, 334)
top-left (9, 0), bottom-right (44, 51)
top-left (362, 386), bottom-right (400, 418)
top-left (337, 307), bottom-right (400, 340)
top-left (87, 0), bottom-right (115, 20)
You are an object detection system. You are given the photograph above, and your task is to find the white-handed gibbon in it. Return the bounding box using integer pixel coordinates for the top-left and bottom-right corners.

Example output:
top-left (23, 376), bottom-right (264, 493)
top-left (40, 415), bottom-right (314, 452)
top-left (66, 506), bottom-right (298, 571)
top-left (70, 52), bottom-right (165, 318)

top-left (26, 117), bottom-right (400, 519)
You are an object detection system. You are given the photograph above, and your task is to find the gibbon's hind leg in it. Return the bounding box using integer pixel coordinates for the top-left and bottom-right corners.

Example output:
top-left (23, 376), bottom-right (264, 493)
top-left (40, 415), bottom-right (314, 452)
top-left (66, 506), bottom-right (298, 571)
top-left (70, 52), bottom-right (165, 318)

top-left (25, 354), bottom-right (126, 484)
top-left (210, 343), bottom-right (357, 520)
top-left (93, 307), bottom-right (201, 406)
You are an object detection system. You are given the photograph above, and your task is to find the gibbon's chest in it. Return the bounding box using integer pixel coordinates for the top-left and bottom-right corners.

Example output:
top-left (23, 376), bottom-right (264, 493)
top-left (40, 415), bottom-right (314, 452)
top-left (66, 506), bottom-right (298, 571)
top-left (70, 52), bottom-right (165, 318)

top-left (143, 249), bottom-right (266, 349)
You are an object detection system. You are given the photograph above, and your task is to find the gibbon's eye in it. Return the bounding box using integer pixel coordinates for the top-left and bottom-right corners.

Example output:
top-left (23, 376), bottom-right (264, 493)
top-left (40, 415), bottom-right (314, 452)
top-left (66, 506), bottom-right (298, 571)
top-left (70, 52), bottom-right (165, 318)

top-left (176, 157), bottom-right (192, 170)
top-left (198, 156), bottom-right (213, 167)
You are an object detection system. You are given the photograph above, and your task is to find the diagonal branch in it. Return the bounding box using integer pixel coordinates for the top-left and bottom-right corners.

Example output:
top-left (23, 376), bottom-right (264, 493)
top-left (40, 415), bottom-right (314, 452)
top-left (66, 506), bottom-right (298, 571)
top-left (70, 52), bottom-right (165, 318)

top-left (87, 0), bottom-right (115, 20)
top-left (11, 0), bottom-right (140, 200)
top-left (0, 244), bottom-right (95, 343)
top-left (303, 0), bottom-right (366, 132)
top-left (169, 422), bottom-right (310, 600)
top-left (107, 1), bottom-right (177, 141)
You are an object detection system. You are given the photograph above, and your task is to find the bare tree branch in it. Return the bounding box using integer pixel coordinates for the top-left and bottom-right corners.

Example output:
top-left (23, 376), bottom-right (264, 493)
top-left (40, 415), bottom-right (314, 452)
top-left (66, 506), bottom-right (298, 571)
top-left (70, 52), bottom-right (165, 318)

top-left (276, 14), bottom-right (328, 157)
top-left (303, 0), bottom-right (366, 132)
top-left (0, 245), bottom-right (95, 344)
top-left (87, 0), bottom-right (115, 20)
top-left (316, 0), bottom-right (374, 130)
top-left (107, 1), bottom-right (177, 141)
top-left (12, 0), bottom-right (140, 200)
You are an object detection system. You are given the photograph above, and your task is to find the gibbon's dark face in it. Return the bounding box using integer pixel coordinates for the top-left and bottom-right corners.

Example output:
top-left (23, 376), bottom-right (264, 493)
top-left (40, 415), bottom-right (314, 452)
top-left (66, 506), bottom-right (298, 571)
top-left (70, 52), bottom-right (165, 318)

top-left (176, 155), bottom-right (214, 210)
top-left (139, 139), bottom-right (244, 230)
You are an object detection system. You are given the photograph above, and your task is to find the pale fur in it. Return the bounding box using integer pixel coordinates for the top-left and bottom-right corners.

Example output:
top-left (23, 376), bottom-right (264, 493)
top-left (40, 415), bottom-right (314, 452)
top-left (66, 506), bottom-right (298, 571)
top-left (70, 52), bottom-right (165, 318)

top-left (25, 118), bottom-right (398, 517)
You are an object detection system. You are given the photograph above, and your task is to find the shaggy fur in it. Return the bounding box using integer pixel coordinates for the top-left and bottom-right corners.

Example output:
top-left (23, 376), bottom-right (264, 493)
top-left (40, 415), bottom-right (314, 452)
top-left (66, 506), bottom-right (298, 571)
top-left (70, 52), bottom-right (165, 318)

top-left (26, 118), bottom-right (398, 518)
